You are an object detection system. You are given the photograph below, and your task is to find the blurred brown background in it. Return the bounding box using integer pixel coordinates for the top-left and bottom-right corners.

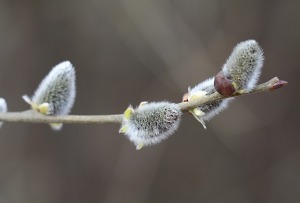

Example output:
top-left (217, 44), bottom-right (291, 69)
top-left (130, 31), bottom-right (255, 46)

top-left (0, 0), bottom-right (299, 202)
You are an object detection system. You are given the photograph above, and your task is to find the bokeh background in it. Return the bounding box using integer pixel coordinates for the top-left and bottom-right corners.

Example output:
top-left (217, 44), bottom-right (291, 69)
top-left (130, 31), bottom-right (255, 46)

top-left (0, 0), bottom-right (299, 202)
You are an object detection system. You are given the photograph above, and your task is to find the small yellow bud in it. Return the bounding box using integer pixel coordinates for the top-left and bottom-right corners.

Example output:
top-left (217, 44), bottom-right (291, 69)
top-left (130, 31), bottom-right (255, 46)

top-left (136, 143), bottom-right (144, 150)
top-left (119, 125), bottom-right (128, 133)
top-left (191, 108), bottom-right (205, 117)
top-left (124, 106), bottom-right (134, 120)
top-left (50, 123), bottom-right (63, 131)
top-left (37, 103), bottom-right (50, 114)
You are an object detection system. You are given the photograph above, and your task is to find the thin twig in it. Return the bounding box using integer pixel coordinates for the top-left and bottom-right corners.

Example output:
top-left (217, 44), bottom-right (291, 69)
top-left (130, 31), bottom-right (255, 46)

top-left (0, 110), bottom-right (123, 124)
top-left (0, 77), bottom-right (287, 125)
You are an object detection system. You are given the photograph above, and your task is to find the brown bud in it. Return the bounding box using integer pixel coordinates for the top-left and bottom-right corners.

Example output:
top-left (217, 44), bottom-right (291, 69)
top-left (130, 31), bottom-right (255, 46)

top-left (270, 80), bottom-right (288, 90)
top-left (214, 71), bottom-right (236, 96)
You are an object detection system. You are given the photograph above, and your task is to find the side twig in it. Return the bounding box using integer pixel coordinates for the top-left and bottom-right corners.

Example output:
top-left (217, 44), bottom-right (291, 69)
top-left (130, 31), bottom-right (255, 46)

top-left (0, 77), bottom-right (287, 125)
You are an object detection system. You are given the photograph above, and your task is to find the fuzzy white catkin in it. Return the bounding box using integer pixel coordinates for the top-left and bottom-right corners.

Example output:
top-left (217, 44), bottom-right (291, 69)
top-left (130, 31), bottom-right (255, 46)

top-left (0, 98), bottom-right (7, 128)
top-left (23, 61), bottom-right (76, 130)
top-left (120, 102), bottom-right (181, 150)
top-left (222, 39), bottom-right (264, 90)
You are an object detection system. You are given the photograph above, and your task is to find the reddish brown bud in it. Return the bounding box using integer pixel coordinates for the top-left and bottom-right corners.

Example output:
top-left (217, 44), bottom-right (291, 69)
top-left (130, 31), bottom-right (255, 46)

top-left (270, 80), bottom-right (288, 90)
top-left (214, 71), bottom-right (237, 96)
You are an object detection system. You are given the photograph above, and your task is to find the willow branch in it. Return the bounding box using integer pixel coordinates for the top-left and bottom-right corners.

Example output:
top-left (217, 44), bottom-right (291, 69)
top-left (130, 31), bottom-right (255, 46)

top-left (0, 110), bottom-right (124, 124)
top-left (0, 77), bottom-right (287, 125)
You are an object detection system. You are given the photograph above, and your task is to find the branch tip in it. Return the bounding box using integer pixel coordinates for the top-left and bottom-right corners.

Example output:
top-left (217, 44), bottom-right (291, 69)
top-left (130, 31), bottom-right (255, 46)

top-left (270, 80), bottom-right (288, 90)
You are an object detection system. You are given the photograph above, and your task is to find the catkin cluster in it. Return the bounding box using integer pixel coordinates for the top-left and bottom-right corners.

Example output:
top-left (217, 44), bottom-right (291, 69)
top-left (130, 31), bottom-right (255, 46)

top-left (0, 39), bottom-right (267, 150)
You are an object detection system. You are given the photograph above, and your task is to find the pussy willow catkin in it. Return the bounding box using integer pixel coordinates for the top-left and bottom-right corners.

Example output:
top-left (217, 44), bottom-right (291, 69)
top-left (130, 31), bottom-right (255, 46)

top-left (222, 39), bottom-right (264, 91)
top-left (22, 61), bottom-right (76, 130)
top-left (119, 101), bottom-right (181, 150)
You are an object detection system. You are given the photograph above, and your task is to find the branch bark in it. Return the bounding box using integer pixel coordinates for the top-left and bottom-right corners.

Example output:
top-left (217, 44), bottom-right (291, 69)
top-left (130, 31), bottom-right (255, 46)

top-left (0, 77), bottom-right (287, 125)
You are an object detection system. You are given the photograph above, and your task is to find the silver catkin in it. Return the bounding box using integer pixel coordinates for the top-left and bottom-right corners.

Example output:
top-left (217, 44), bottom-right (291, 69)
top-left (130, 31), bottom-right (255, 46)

top-left (222, 39), bottom-right (264, 90)
top-left (0, 98), bottom-right (7, 128)
top-left (120, 101), bottom-right (181, 150)
top-left (32, 61), bottom-right (76, 115)
top-left (23, 61), bottom-right (76, 130)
